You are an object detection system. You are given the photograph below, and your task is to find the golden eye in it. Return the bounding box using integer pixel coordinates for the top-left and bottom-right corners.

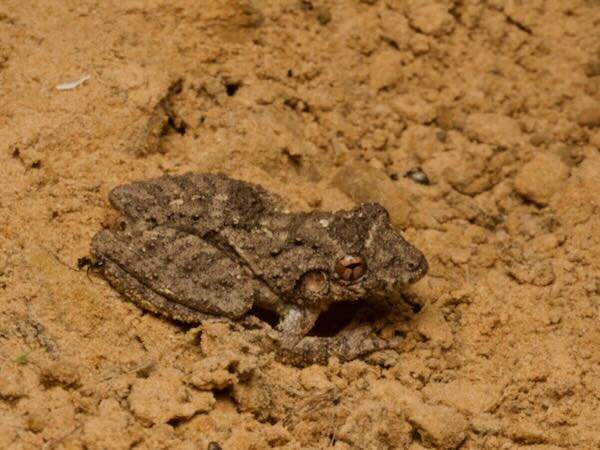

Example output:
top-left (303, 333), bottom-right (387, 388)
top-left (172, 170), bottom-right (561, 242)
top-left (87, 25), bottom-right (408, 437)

top-left (335, 255), bottom-right (367, 281)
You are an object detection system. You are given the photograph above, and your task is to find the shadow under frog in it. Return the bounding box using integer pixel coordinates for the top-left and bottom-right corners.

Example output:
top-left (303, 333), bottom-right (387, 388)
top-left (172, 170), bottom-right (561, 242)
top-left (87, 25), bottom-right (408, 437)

top-left (90, 173), bottom-right (428, 366)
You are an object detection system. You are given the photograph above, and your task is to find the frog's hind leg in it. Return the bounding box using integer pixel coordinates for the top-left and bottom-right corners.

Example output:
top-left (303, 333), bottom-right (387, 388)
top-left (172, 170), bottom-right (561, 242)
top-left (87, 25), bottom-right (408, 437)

top-left (276, 323), bottom-right (398, 366)
top-left (101, 259), bottom-right (217, 323)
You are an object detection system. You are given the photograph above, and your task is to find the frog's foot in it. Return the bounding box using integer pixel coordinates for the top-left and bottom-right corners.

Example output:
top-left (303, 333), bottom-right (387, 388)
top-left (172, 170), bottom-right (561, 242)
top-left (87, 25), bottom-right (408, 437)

top-left (275, 324), bottom-right (399, 366)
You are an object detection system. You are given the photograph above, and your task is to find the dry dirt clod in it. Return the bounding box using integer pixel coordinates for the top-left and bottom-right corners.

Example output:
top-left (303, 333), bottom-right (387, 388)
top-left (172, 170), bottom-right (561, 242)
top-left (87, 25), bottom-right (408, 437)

top-left (514, 154), bottom-right (569, 205)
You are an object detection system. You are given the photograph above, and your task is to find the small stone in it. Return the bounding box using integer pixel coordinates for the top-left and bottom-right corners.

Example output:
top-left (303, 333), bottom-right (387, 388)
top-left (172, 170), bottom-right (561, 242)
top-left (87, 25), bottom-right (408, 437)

top-left (436, 106), bottom-right (465, 130)
top-left (391, 93), bottom-right (436, 124)
top-left (208, 442), bottom-right (223, 450)
top-left (315, 6), bottom-right (331, 25)
top-left (410, 33), bottom-right (431, 55)
top-left (27, 414), bottom-right (46, 433)
top-left (369, 50), bottom-right (404, 90)
top-left (577, 107), bottom-right (600, 127)
top-left (529, 133), bottom-right (549, 146)
top-left (464, 113), bottom-right (522, 148)
top-left (404, 167), bottom-right (431, 185)
top-left (407, 2), bottom-right (454, 36)
top-left (584, 60), bottom-right (600, 77)
top-left (234, 2), bottom-right (264, 28)
top-left (514, 154), bottom-right (569, 205)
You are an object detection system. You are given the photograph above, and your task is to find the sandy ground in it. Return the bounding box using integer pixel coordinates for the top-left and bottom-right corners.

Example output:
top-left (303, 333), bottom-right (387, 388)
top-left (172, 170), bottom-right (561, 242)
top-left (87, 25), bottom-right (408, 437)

top-left (1, 1), bottom-right (600, 449)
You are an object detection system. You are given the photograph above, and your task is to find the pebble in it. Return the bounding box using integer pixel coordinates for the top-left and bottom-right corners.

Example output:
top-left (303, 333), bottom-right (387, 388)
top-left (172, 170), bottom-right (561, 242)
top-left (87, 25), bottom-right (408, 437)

top-left (464, 113), bottom-right (522, 148)
top-left (407, 2), bottom-right (455, 36)
top-left (369, 50), bottom-right (403, 90)
top-left (577, 107), bottom-right (600, 127)
top-left (391, 93), bottom-right (437, 124)
top-left (514, 153), bottom-right (569, 205)
top-left (529, 133), bottom-right (550, 147)
top-left (315, 6), bottom-right (331, 26)
top-left (404, 167), bottom-right (431, 185)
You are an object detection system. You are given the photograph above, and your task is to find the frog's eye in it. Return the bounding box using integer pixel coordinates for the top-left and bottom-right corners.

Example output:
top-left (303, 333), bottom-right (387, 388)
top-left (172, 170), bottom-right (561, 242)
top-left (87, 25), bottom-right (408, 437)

top-left (335, 255), bottom-right (367, 281)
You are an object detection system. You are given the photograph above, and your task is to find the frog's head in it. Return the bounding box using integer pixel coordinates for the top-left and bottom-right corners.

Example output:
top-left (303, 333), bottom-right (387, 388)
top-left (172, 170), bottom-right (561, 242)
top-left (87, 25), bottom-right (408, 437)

top-left (313, 203), bottom-right (428, 302)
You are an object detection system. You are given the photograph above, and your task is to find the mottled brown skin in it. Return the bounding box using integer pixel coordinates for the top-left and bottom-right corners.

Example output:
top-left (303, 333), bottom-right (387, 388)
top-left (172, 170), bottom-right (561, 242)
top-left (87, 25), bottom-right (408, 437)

top-left (90, 173), bottom-right (428, 365)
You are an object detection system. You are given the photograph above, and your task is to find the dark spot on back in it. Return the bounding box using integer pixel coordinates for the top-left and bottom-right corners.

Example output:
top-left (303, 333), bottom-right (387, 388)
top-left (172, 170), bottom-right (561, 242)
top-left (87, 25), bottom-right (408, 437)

top-left (223, 180), bottom-right (272, 229)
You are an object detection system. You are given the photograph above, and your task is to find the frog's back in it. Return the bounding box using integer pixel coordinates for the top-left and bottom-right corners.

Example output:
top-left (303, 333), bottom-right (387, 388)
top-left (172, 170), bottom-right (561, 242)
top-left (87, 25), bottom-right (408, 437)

top-left (108, 173), bottom-right (279, 234)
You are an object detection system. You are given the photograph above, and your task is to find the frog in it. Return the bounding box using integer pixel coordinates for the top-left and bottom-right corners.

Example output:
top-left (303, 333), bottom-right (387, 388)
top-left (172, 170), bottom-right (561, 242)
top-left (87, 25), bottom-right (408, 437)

top-left (90, 173), bottom-right (428, 365)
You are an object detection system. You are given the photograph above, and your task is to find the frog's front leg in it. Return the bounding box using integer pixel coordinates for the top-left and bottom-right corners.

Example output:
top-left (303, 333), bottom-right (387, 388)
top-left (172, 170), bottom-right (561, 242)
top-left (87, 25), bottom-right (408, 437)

top-left (276, 305), bottom-right (320, 347)
top-left (275, 306), bottom-right (397, 366)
